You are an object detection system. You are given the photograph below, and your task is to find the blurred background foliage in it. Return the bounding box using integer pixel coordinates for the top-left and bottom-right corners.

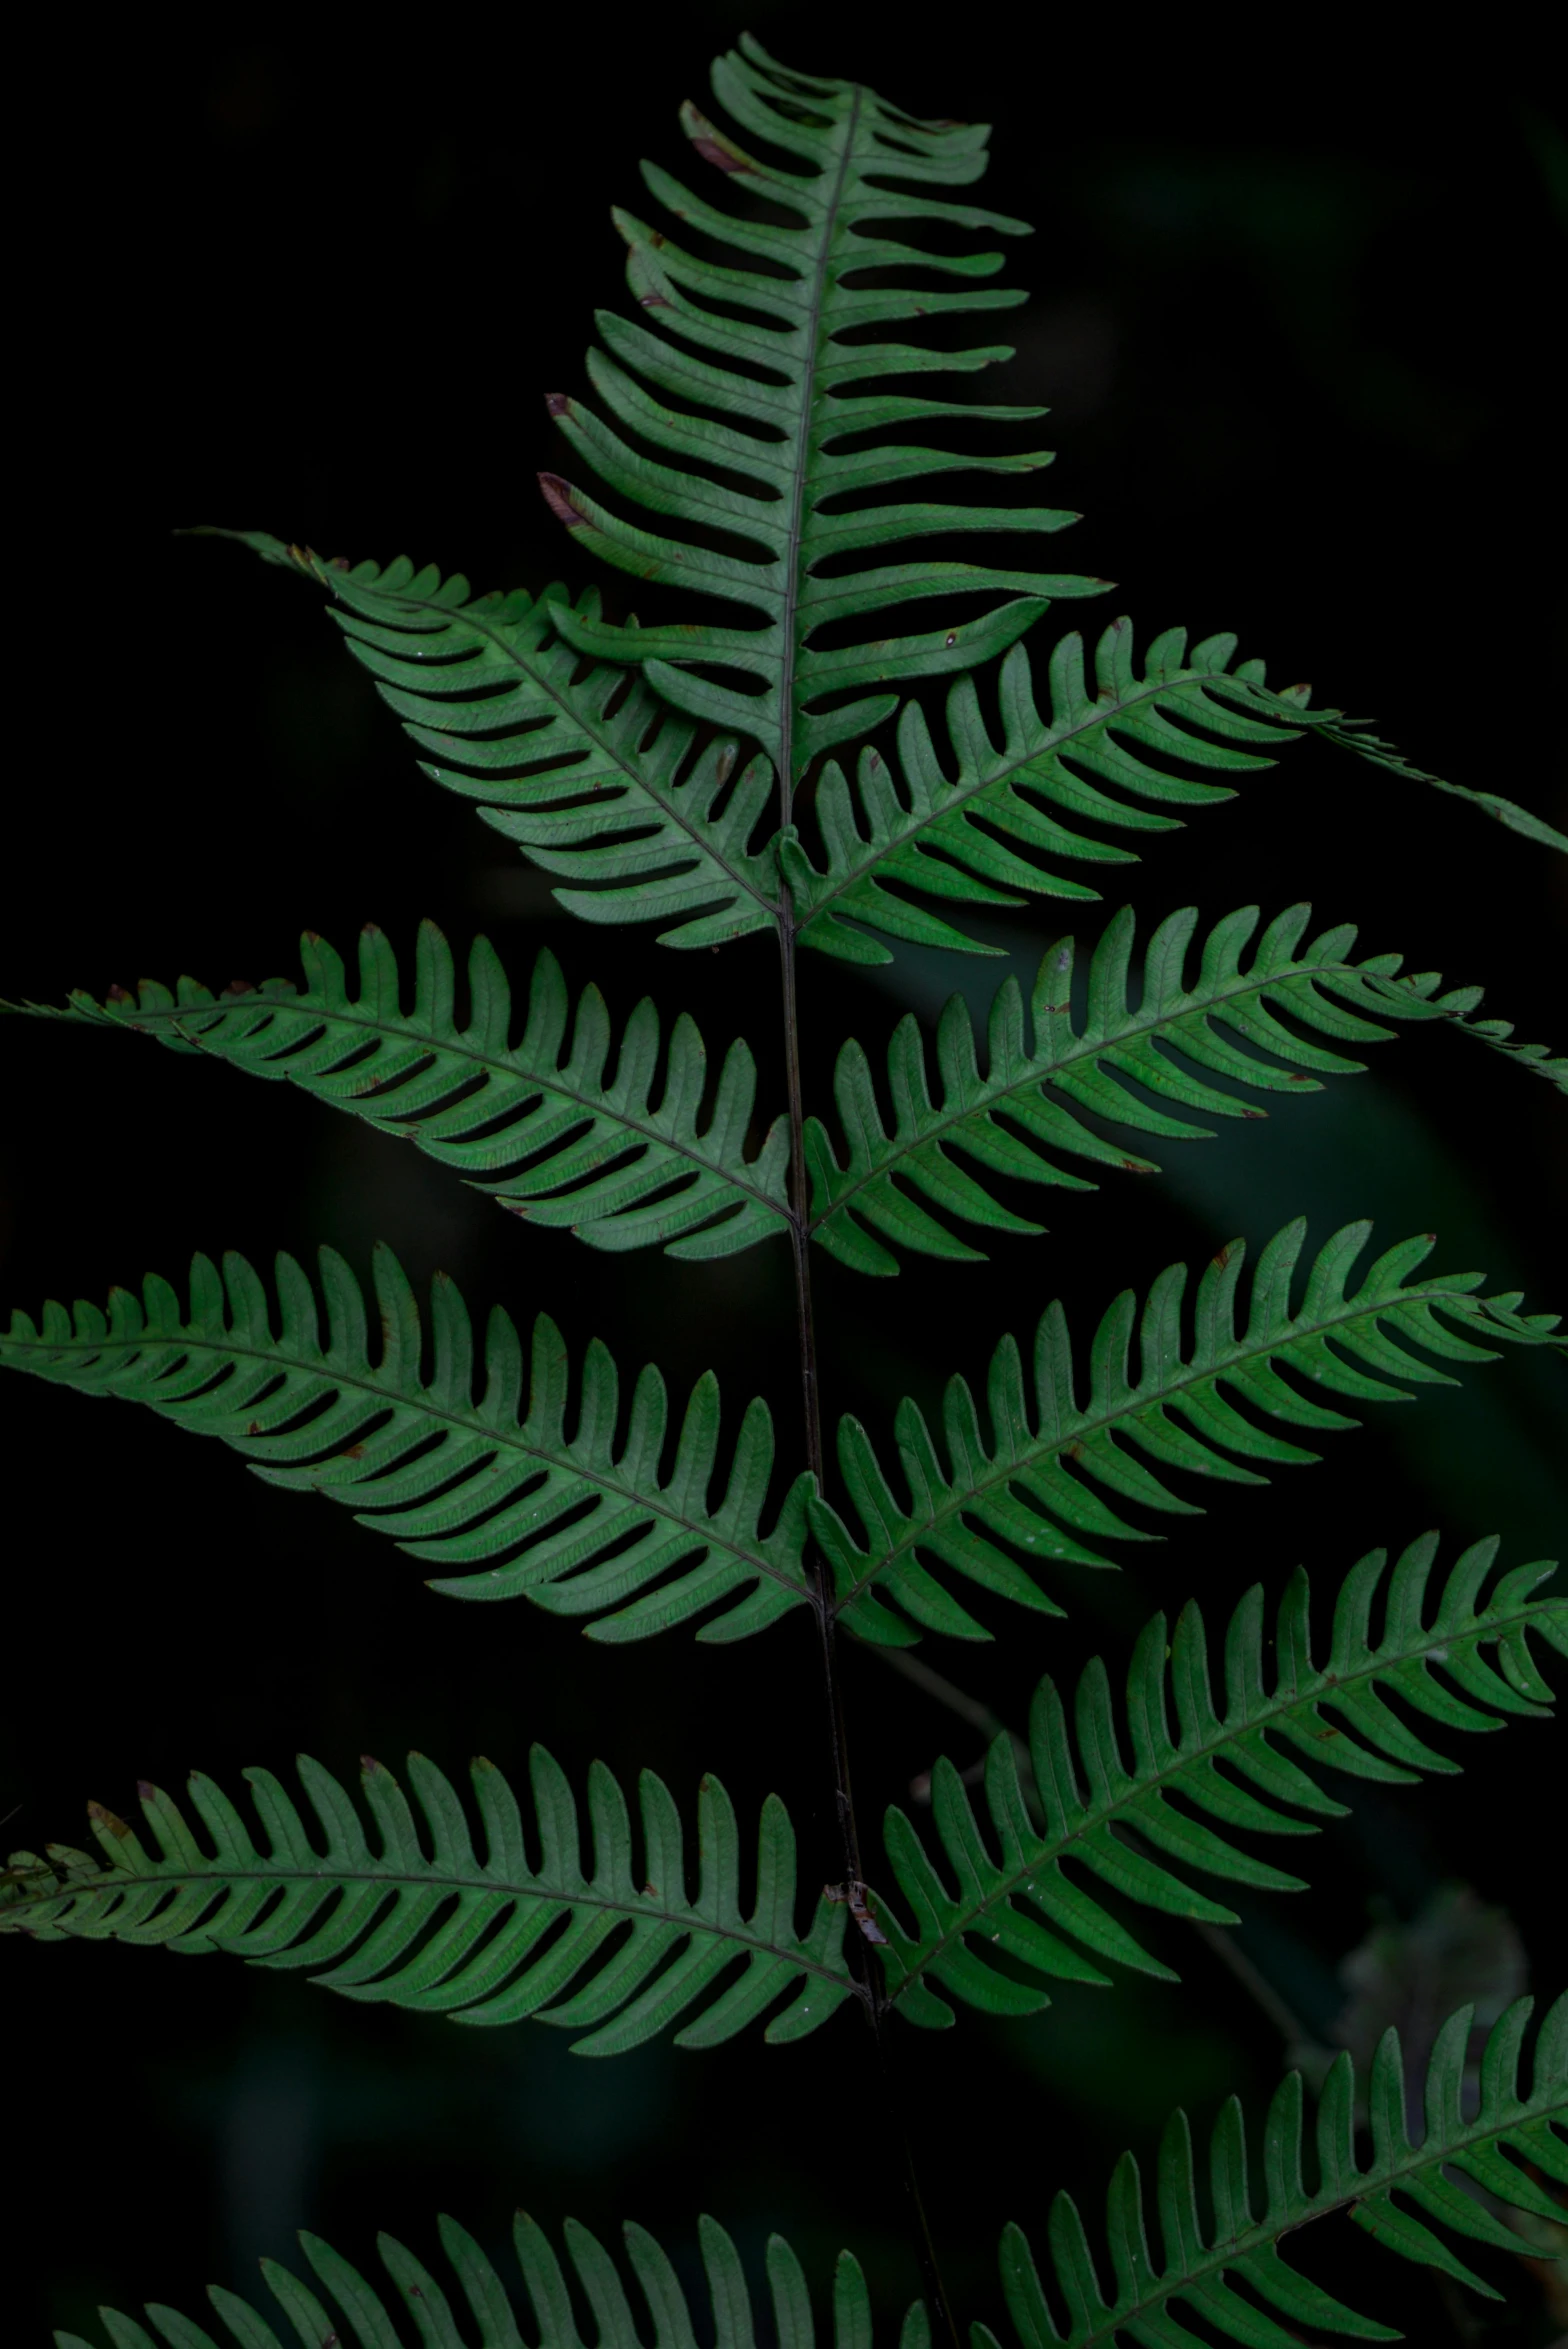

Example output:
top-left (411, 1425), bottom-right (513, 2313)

top-left (6, 7), bottom-right (1565, 2342)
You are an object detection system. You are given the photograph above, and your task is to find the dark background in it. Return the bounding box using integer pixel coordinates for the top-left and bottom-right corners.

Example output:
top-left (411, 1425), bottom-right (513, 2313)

top-left (5, 9), bottom-right (1565, 2343)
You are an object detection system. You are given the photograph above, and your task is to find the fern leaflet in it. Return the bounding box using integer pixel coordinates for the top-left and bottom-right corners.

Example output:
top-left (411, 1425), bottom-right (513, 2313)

top-left (876, 1533), bottom-right (1567, 2023)
top-left (20, 922), bottom-right (790, 1260)
top-left (56, 2208), bottom-right (928, 2349)
top-left (807, 902), bottom-right (1521, 1275)
top-left (784, 623), bottom-right (1311, 963)
top-left (992, 1992), bottom-right (1568, 2344)
top-left (534, 35), bottom-right (1101, 794)
top-left (813, 1219), bottom-right (1562, 1642)
top-left (203, 533), bottom-right (784, 946)
top-left (0, 1245), bottom-right (812, 1641)
top-left (0, 1749), bottom-right (854, 2055)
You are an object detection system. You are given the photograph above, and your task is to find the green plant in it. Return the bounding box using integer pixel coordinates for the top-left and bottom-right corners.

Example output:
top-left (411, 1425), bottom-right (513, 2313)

top-left (6, 31), bottom-right (1566, 2346)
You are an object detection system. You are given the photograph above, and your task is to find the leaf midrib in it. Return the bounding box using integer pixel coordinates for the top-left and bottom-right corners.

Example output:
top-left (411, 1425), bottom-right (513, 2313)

top-left (1054, 2084), bottom-right (1568, 2349)
top-left (100, 990), bottom-right (792, 1228)
top-left (7, 1326), bottom-right (809, 1599)
top-left (832, 1273), bottom-right (1510, 1616)
top-left (11, 1852), bottom-right (853, 1991)
top-left (807, 947), bottom-right (1381, 1234)
top-left (887, 1593), bottom-right (1560, 2001)
top-left (778, 81), bottom-right (863, 807)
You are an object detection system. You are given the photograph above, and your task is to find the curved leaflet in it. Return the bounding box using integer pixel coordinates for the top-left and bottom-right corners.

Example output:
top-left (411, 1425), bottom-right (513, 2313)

top-left (877, 1533), bottom-right (1568, 2023)
top-left (992, 1994), bottom-right (1568, 2344)
top-left (785, 622), bottom-right (1308, 962)
top-left (204, 533), bottom-right (783, 946)
top-left (807, 902), bottom-right (1511, 1275)
top-left (814, 1219), bottom-right (1562, 1642)
top-left (0, 1750), bottom-right (853, 2055)
top-left (54, 2209), bottom-right (929, 2349)
top-left (0, 1244), bottom-right (812, 1641)
top-left (28, 921), bottom-right (790, 1260)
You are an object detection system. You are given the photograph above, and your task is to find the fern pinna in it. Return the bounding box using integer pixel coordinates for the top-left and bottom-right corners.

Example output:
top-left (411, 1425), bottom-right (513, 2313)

top-left (4, 31), bottom-right (1565, 2349)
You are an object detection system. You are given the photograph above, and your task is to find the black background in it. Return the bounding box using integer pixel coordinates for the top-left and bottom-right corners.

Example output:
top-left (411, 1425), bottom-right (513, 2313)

top-left (6, 8), bottom-right (1566, 2343)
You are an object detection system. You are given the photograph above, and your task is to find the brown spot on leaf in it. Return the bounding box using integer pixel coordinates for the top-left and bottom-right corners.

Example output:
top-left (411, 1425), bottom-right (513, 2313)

top-left (136, 1781), bottom-right (157, 1804)
top-left (544, 392), bottom-right (571, 418)
top-left (944, 631), bottom-right (957, 646)
top-left (639, 292), bottom-right (672, 309)
top-left (1065, 1439), bottom-right (1085, 1461)
top-left (247, 1420), bottom-right (262, 1436)
top-left (87, 1802), bottom-right (132, 1839)
top-left (339, 1441), bottom-right (368, 1461)
top-left (225, 979), bottom-right (255, 996)
top-left (1212, 1243), bottom-right (1232, 1269)
top-left (107, 983), bottom-right (135, 1006)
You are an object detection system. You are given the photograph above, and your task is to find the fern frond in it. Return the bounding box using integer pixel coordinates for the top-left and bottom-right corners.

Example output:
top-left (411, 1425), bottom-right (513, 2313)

top-left (24, 922), bottom-right (791, 1261)
top-left (1, 1750), bottom-right (855, 2054)
top-left (783, 623), bottom-right (1314, 963)
top-left (0, 1246), bottom-right (812, 1641)
top-left (876, 1533), bottom-right (1567, 2023)
top-left (812, 1220), bottom-right (1561, 1642)
top-left (807, 903), bottom-right (1502, 1275)
top-left (56, 2207), bottom-right (926, 2349)
top-left (991, 1992), bottom-right (1568, 2345)
top-left (532, 36), bottom-right (1101, 792)
top-left (202, 532), bottom-right (784, 947)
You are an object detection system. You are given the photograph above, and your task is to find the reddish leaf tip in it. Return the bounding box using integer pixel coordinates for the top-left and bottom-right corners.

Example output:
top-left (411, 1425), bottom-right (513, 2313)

top-left (538, 473), bottom-right (587, 530)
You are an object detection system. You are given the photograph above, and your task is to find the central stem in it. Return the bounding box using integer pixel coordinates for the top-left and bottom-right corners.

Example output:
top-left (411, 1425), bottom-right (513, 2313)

top-left (779, 917), bottom-right (862, 1885)
top-left (777, 915), bottom-right (959, 2349)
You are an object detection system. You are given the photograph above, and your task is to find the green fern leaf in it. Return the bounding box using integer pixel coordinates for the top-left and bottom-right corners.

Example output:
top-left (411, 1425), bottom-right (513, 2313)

top-left (200, 532), bottom-right (784, 947)
top-left (784, 623), bottom-right (1310, 964)
top-left (876, 1533), bottom-right (1566, 2022)
top-left (1, 1750), bottom-right (855, 2054)
top-left (989, 1992), bottom-right (1568, 2344)
top-left (0, 1246), bottom-right (812, 1641)
top-left (813, 1219), bottom-right (1562, 1642)
top-left (56, 2208), bottom-right (926, 2349)
top-left (806, 903), bottom-right (1521, 1275)
top-left (22, 922), bottom-right (790, 1260)
top-left (532, 36), bottom-right (1101, 793)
